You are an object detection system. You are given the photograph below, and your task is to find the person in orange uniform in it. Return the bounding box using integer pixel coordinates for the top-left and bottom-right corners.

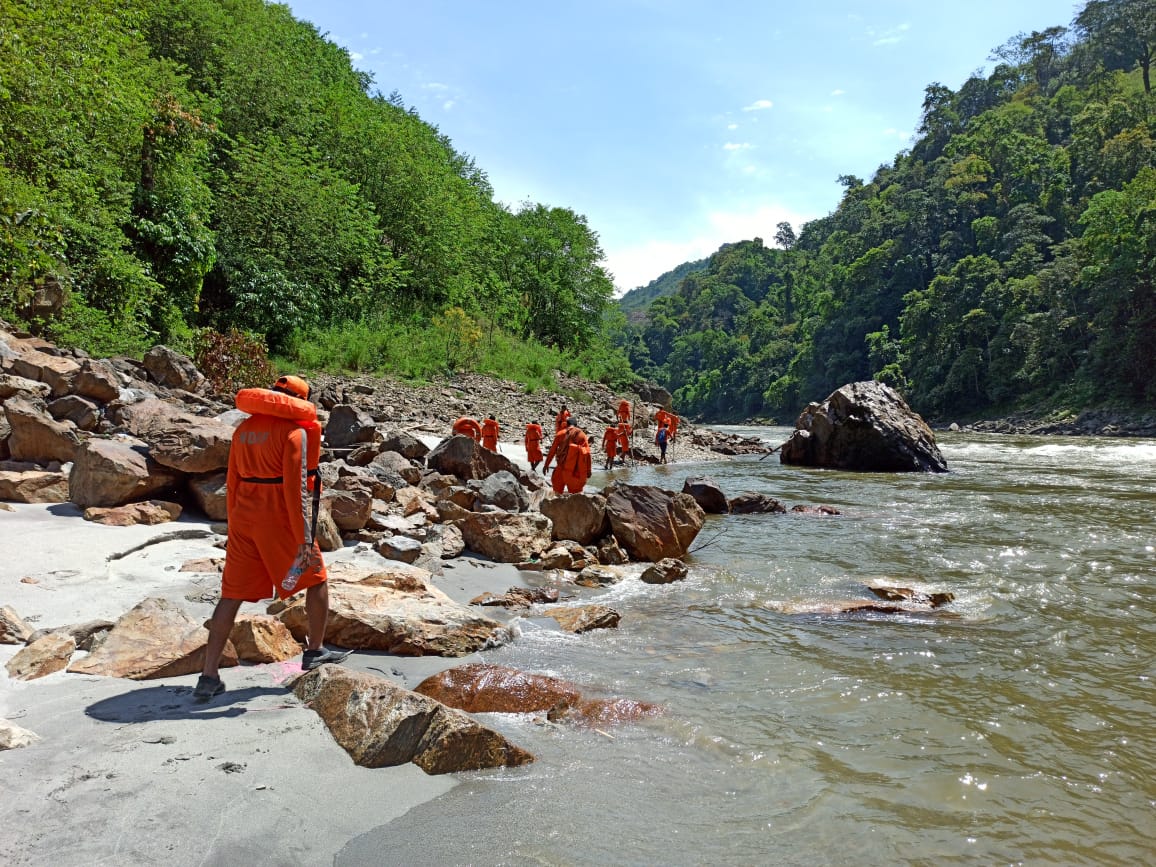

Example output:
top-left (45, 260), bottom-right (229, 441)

top-left (195, 375), bottom-right (350, 700)
top-left (543, 417), bottom-right (592, 494)
top-left (480, 415), bottom-right (500, 452)
top-left (554, 406), bottom-right (570, 434)
top-left (524, 421), bottom-right (545, 472)
top-left (616, 420), bottom-right (633, 463)
top-left (654, 408), bottom-right (672, 433)
top-left (617, 399), bottom-right (632, 425)
top-left (667, 412), bottom-right (680, 443)
top-left (452, 416), bottom-right (482, 441)
top-left (601, 422), bottom-right (619, 470)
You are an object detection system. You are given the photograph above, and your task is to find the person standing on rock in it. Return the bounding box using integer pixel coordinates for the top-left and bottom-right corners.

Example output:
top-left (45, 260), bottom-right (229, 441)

top-left (543, 417), bottom-right (592, 494)
top-left (481, 415), bottom-right (500, 452)
top-left (554, 406), bottom-right (570, 434)
top-left (195, 375), bottom-right (351, 701)
top-left (601, 422), bottom-right (619, 470)
top-left (524, 420), bottom-right (545, 472)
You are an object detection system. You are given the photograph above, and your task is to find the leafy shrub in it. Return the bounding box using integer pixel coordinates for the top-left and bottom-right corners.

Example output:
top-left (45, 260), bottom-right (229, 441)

top-left (194, 327), bottom-right (276, 397)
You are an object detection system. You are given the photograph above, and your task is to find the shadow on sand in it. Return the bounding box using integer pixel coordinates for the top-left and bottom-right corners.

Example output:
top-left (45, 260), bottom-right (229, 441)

top-left (85, 683), bottom-right (289, 723)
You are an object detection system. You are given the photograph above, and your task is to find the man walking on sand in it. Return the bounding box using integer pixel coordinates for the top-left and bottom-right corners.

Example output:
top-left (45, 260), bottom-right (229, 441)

top-left (195, 375), bottom-right (350, 700)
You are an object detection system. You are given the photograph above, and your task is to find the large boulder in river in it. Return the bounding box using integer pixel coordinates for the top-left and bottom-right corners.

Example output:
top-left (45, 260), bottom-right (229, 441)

top-left (540, 492), bottom-right (609, 544)
top-left (681, 476), bottom-right (728, 514)
top-left (427, 434), bottom-right (534, 486)
top-left (456, 511), bottom-right (553, 562)
top-left (779, 381), bottom-right (947, 473)
top-left (603, 482), bottom-right (705, 561)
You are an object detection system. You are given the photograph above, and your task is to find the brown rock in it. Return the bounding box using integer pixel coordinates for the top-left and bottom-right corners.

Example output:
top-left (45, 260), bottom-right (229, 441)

top-left (603, 482), bottom-right (705, 561)
top-left (728, 493), bottom-right (786, 514)
top-left (640, 558), bottom-right (689, 584)
top-left (6, 632), bottom-right (75, 681)
top-left (0, 605), bottom-right (34, 644)
top-left (426, 434), bottom-right (534, 487)
top-left (73, 358), bottom-right (122, 403)
top-left (539, 493), bottom-right (609, 544)
top-left (276, 564), bottom-right (509, 656)
top-left (324, 488), bottom-right (372, 531)
top-left (111, 398), bottom-right (233, 473)
top-left (67, 597), bottom-right (237, 679)
top-left (314, 501), bottom-right (344, 552)
top-left (0, 373), bottom-right (51, 401)
top-left (574, 565), bottom-right (624, 587)
top-left (0, 470), bottom-right (69, 503)
top-left (229, 615), bottom-right (302, 663)
top-left (142, 345), bottom-right (205, 393)
top-left (470, 586), bottom-right (560, 608)
top-left (9, 348), bottom-right (80, 397)
top-left (790, 504), bottom-right (842, 515)
top-left (188, 471), bottom-right (228, 520)
top-left (69, 437), bottom-right (182, 508)
top-left (4, 395), bottom-right (81, 463)
top-left (0, 719), bottom-right (40, 750)
top-left (681, 476), bottom-right (729, 514)
top-left (48, 394), bottom-right (100, 430)
top-left (456, 511), bottom-right (553, 563)
top-left (293, 665), bottom-right (534, 774)
top-left (179, 557), bottom-right (224, 572)
top-left (414, 663), bottom-right (661, 726)
top-left (541, 604), bottom-right (620, 633)
top-left (83, 500), bottom-right (182, 526)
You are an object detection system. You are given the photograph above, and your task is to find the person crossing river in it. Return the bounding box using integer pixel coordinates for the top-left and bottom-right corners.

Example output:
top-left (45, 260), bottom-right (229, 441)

top-left (543, 417), bottom-right (592, 494)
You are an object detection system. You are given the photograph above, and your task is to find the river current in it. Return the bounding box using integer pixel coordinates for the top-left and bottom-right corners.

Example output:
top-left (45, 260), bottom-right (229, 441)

top-left (341, 427), bottom-right (1155, 866)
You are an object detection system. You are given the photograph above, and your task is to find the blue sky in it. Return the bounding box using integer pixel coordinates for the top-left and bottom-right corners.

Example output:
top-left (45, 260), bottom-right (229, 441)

top-left (284, 0), bottom-right (1080, 293)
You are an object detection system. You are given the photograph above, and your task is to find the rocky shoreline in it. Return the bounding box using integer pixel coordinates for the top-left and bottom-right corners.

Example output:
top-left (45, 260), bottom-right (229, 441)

top-left (943, 408), bottom-right (1156, 438)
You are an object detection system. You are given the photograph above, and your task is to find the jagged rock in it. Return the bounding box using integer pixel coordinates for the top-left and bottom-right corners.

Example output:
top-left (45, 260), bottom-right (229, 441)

top-left (0, 372), bottom-right (51, 401)
top-left (142, 345), bottom-right (204, 393)
top-left (188, 471), bottom-right (228, 520)
top-left (539, 493), bottom-right (609, 544)
top-left (866, 585), bottom-right (955, 608)
top-left (0, 605), bottom-right (34, 644)
top-left (314, 501), bottom-right (344, 552)
top-left (292, 665), bottom-right (534, 774)
top-left (426, 434), bottom-right (534, 487)
top-left (790, 504), bottom-right (841, 515)
top-left (434, 485), bottom-right (477, 510)
top-left (48, 394), bottom-right (100, 430)
top-left (9, 347), bottom-right (80, 397)
top-left (640, 558), bottom-right (689, 584)
top-left (109, 398), bottom-right (233, 473)
top-left (414, 663), bottom-right (661, 725)
top-left (28, 619), bottom-right (115, 652)
top-left (83, 500), bottom-right (182, 526)
top-left (375, 535), bottom-right (423, 564)
top-left (68, 597), bottom-right (238, 679)
top-left (541, 604), bottom-right (620, 633)
top-left (68, 434), bottom-right (181, 508)
top-left (681, 476), bottom-right (728, 514)
top-left (474, 470), bottom-right (529, 512)
top-left (179, 557), bottom-right (224, 573)
top-left (470, 586), bottom-right (560, 608)
top-left (345, 442), bottom-right (381, 466)
top-left (4, 394), bottom-right (82, 463)
top-left (275, 563), bottom-right (509, 656)
top-left (426, 523), bottom-right (464, 559)
top-left (0, 470), bottom-right (69, 503)
top-left (779, 381), bottom-right (948, 473)
top-left (596, 535), bottom-right (629, 565)
top-left (229, 615), bottom-right (302, 663)
top-left (729, 492), bottom-right (786, 514)
top-left (574, 565), bottom-right (624, 587)
top-left (323, 488), bottom-right (372, 531)
top-left (325, 404), bottom-right (379, 449)
top-left (633, 381), bottom-right (673, 410)
top-left (73, 358), bottom-right (122, 403)
top-left (603, 482), bottom-right (705, 562)
top-left (0, 719), bottom-right (40, 750)
top-left (6, 632), bottom-right (75, 680)
top-left (456, 511), bottom-right (553, 563)
top-left (380, 429), bottom-right (429, 461)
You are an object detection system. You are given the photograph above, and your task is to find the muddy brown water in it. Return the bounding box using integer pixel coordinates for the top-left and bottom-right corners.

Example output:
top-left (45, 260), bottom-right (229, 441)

top-left (340, 428), bottom-right (1156, 866)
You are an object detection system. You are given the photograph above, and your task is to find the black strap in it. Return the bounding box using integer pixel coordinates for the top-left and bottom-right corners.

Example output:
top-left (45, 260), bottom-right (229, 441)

top-left (240, 475), bottom-right (283, 484)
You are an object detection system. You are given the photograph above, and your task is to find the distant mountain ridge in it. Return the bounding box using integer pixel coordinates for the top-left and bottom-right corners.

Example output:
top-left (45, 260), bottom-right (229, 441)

top-left (617, 257), bottom-right (710, 322)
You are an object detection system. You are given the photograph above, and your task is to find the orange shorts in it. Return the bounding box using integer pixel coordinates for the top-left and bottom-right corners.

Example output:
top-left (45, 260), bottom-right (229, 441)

top-left (222, 516), bottom-right (327, 602)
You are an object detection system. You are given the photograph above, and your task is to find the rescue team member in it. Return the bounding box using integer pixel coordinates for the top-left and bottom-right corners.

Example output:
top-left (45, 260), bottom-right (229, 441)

top-left (481, 415), bottom-right (500, 452)
top-left (524, 421), bottom-right (545, 472)
top-left (656, 422), bottom-right (670, 464)
top-left (543, 417), bottom-right (592, 494)
top-left (601, 422), bottom-right (619, 470)
top-left (616, 420), bottom-right (633, 462)
top-left (452, 416), bottom-right (482, 441)
top-left (668, 412), bottom-right (680, 442)
top-left (554, 406), bottom-right (570, 434)
top-left (195, 375), bottom-right (350, 700)
top-left (617, 399), bottom-right (631, 425)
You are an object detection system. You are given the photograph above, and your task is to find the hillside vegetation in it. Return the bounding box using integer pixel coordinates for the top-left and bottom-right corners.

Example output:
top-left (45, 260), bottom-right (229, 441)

top-left (0, 0), bottom-right (633, 390)
top-left (622, 0), bottom-right (1156, 421)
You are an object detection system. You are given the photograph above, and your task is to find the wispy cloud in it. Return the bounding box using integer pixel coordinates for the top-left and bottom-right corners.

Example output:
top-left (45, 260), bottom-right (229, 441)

top-left (868, 23), bottom-right (909, 46)
top-left (883, 127), bottom-right (911, 141)
top-left (727, 122), bottom-right (739, 130)
top-left (350, 51), bottom-right (363, 61)
top-left (830, 88), bottom-right (845, 97)
top-left (724, 142), bottom-right (753, 151)
top-left (741, 99), bottom-right (774, 112)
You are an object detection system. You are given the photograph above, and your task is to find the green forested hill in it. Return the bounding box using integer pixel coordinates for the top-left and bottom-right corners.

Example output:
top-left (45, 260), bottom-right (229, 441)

top-left (625, 1), bottom-right (1156, 421)
top-left (0, 0), bottom-right (625, 386)
top-left (617, 256), bottom-right (710, 322)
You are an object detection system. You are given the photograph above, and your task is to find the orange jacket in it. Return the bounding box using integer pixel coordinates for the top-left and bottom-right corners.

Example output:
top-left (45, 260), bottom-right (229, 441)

top-left (480, 417), bottom-right (500, 451)
top-left (617, 400), bottom-right (631, 423)
top-left (227, 414), bottom-right (313, 546)
top-left (452, 416), bottom-right (482, 441)
top-left (601, 425), bottom-right (619, 457)
top-left (524, 423), bottom-right (545, 462)
top-left (554, 409), bottom-right (570, 434)
top-left (616, 422), bottom-right (632, 451)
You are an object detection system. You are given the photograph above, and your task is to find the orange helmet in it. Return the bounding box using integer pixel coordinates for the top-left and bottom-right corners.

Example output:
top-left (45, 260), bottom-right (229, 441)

top-left (273, 375), bottom-right (311, 400)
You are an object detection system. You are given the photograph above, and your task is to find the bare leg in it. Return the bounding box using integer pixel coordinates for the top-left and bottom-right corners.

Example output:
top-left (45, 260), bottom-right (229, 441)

top-left (202, 597), bottom-right (243, 679)
top-left (304, 582), bottom-right (329, 651)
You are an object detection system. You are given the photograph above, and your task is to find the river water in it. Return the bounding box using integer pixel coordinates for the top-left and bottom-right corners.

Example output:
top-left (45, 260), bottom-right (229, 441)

top-left (341, 427), bottom-right (1155, 866)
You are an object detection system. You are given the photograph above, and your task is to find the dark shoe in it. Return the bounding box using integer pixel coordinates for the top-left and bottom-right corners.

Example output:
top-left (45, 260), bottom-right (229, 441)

top-left (301, 648), bottom-right (354, 671)
top-left (193, 675), bottom-right (224, 701)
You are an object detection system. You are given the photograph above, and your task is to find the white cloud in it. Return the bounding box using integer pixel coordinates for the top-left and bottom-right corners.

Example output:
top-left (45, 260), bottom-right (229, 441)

top-left (869, 23), bottom-right (910, 46)
top-left (423, 82), bottom-right (450, 92)
top-left (727, 123), bottom-right (739, 130)
top-left (741, 99), bottom-right (774, 112)
top-left (723, 142), bottom-right (753, 151)
top-left (830, 88), bottom-right (845, 97)
top-left (883, 127), bottom-right (911, 140)
top-left (350, 51), bottom-right (363, 61)
top-left (444, 100), bottom-right (456, 111)
top-left (605, 204), bottom-right (813, 292)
